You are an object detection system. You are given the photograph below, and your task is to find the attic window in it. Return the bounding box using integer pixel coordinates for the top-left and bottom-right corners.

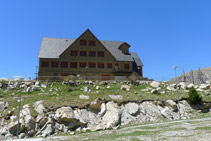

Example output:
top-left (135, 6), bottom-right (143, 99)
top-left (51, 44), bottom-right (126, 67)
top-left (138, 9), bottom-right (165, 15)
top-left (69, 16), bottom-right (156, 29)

top-left (89, 40), bottom-right (96, 46)
top-left (80, 40), bottom-right (87, 46)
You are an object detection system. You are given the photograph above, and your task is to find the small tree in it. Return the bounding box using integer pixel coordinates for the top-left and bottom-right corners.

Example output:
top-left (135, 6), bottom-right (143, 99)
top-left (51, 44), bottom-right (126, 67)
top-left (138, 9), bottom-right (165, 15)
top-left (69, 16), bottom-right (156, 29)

top-left (187, 87), bottom-right (202, 105)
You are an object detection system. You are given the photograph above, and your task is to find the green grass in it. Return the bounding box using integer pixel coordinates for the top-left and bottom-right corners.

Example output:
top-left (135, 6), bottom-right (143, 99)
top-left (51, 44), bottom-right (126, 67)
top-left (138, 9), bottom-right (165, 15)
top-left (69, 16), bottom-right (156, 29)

top-left (194, 126), bottom-right (211, 130)
top-left (0, 80), bottom-right (211, 119)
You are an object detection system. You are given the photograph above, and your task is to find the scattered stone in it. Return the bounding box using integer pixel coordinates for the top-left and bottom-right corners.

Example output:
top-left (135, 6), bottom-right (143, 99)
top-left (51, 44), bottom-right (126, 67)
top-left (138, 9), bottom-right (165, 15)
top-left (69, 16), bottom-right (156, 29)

top-left (120, 85), bottom-right (130, 91)
top-left (187, 83), bottom-right (194, 89)
top-left (0, 102), bottom-right (9, 111)
top-left (124, 103), bottom-right (139, 116)
top-left (84, 86), bottom-right (91, 93)
top-left (150, 81), bottom-right (160, 88)
top-left (26, 87), bottom-right (31, 93)
top-left (199, 84), bottom-right (210, 89)
top-left (151, 89), bottom-right (158, 94)
top-left (33, 101), bottom-right (46, 116)
top-left (141, 89), bottom-right (149, 92)
top-left (68, 87), bottom-right (74, 92)
top-left (41, 84), bottom-right (47, 88)
top-left (79, 95), bottom-right (90, 100)
top-left (107, 86), bottom-right (110, 89)
top-left (96, 86), bottom-right (99, 90)
top-left (109, 95), bottom-right (123, 100)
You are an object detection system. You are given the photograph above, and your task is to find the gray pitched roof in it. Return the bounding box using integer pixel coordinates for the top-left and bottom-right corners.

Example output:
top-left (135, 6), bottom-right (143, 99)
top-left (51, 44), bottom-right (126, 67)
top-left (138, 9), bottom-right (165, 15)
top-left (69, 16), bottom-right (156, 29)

top-left (100, 40), bottom-right (133, 61)
top-left (38, 38), bottom-right (140, 62)
top-left (38, 38), bottom-right (75, 58)
top-left (131, 52), bottom-right (144, 66)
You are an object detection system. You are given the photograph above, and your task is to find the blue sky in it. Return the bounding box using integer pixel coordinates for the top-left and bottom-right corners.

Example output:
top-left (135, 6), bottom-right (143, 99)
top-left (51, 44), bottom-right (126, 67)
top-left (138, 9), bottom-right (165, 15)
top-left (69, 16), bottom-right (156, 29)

top-left (0, 0), bottom-right (211, 80)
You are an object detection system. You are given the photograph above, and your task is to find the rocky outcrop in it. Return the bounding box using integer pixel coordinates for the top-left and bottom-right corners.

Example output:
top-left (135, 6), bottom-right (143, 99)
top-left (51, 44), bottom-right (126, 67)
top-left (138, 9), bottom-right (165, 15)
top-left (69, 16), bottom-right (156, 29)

top-left (0, 99), bottom-right (210, 139)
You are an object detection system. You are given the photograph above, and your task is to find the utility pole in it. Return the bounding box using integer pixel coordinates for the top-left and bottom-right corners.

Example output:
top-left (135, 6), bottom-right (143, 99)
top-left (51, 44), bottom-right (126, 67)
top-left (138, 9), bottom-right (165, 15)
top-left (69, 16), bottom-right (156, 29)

top-left (183, 68), bottom-right (186, 82)
top-left (35, 66), bottom-right (38, 80)
top-left (17, 77), bottom-right (23, 138)
top-left (173, 65), bottom-right (181, 120)
top-left (191, 69), bottom-right (194, 84)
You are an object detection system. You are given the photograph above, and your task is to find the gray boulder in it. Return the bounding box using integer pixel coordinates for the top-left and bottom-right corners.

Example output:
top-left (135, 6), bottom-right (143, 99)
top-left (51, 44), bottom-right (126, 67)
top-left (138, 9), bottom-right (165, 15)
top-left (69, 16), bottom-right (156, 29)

top-left (109, 95), bottom-right (123, 100)
top-left (24, 115), bottom-right (35, 130)
top-left (33, 101), bottom-right (46, 116)
top-left (120, 85), bottom-right (130, 91)
top-left (124, 102), bottom-right (139, 116)
top-left (102, 101), bottom-right (121, 129)
top-left (0, 102), bottom-right (9, 111)
top-left (150, 81), bottom-right (160, 88)
top-left (79, 95), bottom-right (90, 100)
top-left (42, 124), bottom-right (53, 137)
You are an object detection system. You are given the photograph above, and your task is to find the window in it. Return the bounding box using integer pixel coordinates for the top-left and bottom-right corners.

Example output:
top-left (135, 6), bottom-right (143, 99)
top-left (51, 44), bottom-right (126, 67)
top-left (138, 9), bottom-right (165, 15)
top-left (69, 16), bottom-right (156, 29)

top-left (41, 61), bottom-right (49, 67)
top-left (80, 51), bottom-right (87, 56)
top-left (80, 40), bottom-right (87, 46)
top-left (51, 61), bottom-right (58, 68)
top-left (98, 51), bottom-right (104, 57)
top-left (89, 63), bottom-right (96, 68)
top-left (70, 62), bottom-right (77, 68)
top-left (70, 50), bottom-right (78, 56)
top-left (98, 63), bottom-right (104, 68)
top-left (89, 40), bottom-right (96, 46)
top-left (89, 51), bottom-right (96, 57)
top-left (80, 62), bottom-right (87, 68)
top-left (124, 64), bottom-right (129, 69)
top-left (61, 62), bottom-right (68, 68)
top-left (107, 63), bottom-right (112, 69)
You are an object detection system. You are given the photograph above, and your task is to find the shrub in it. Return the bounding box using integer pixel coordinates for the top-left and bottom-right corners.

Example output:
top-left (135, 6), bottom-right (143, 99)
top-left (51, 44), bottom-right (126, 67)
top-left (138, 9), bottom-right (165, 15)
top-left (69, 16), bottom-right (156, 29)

top-left (187, 87), bottom-right (202, 105)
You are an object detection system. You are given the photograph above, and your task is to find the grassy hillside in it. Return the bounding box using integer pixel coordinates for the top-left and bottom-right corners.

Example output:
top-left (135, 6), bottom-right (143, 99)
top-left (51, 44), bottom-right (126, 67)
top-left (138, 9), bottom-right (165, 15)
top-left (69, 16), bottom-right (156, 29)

top-left (1, 81), bottom-right (211, 118)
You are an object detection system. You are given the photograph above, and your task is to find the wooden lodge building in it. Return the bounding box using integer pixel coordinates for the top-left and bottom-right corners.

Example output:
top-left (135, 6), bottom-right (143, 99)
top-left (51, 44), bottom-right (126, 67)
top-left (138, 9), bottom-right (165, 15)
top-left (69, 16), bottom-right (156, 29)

top-left (38, 29), bottom-right (143, 80)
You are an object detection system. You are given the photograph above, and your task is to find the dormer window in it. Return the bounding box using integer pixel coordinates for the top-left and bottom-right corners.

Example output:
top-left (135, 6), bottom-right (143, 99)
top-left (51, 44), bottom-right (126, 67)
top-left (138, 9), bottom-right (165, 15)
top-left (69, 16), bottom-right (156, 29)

top-left (89, 40), bottom-right (96, 46)
top-left (80, 40), bottom-right (87, 46)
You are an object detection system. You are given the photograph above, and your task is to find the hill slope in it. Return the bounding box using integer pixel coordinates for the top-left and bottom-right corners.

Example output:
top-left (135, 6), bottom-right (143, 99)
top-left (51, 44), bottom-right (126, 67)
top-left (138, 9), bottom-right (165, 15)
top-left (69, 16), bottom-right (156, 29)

top-left (169, 67), bottom-right (211, 84)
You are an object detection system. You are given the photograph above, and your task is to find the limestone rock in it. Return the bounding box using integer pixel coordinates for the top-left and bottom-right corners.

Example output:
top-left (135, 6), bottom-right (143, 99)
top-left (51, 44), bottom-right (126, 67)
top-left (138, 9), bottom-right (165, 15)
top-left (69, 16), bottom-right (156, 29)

top-left (124, 102), bottom-right (139, 116)
top-left (151, 89), bottom-right (158, 94)
top-left (109, 95), bottom-right (123, 100)
top-left (84, 86), bottom-right (91, 92)
top-left (79, 95), bottom-right (90, 100)
top-left (102, 101), bottom-right (121, 129)
top-left (150, 81), bottom-right (160, 88)
top-left (24, 115), bottom-right (35, 130)
top-left (199, 84), bottom-right (210, 89)
top-left (55, 107), bottom-right (75, 123)
top-left (33, 101), bottom-right (46, 116)
top-left (8, 119), bottom-right (25, 135)
top-left (88, 98), bottom-right (104, 112)
top-left (187, 83), bottom-right (194, 89)
top-left (120, 85), bottom-right (130, 91)
top-left (0, 102), bottom-right (9, 111)
top-left (165, 100), bottom-right (177, 111)
top-left (178, 82), bottom-right (187, 89)
top-left (42, 124), bottom-right (53, 137)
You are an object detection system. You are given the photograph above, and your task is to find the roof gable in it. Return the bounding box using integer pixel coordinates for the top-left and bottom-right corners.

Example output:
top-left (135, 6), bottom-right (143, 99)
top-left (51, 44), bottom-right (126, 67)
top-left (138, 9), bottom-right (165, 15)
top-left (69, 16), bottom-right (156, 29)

top-left (38, 30), bottom-right (135, 62)
top-left (59, 29), bottom-right (115, 60)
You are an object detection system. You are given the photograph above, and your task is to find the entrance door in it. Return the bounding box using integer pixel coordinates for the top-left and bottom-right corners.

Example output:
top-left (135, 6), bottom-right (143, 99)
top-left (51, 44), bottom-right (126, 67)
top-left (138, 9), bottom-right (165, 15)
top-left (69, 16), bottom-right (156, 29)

top-left (54, 73), bottom-right (57, 81)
